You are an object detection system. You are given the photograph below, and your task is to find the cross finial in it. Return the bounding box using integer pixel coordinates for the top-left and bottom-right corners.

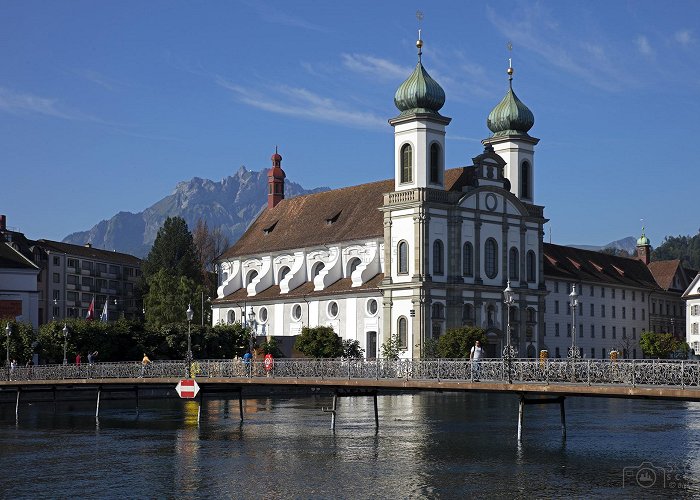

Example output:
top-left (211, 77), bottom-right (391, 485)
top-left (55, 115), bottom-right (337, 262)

top-left (416, 10), bottom-right (424, 62)
top-left (507, 41), bottom-right (514, 83)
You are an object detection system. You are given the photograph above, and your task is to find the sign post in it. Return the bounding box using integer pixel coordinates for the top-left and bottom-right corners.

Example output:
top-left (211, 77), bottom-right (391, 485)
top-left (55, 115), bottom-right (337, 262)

top-left (176, 379), bottom-right (200, 399)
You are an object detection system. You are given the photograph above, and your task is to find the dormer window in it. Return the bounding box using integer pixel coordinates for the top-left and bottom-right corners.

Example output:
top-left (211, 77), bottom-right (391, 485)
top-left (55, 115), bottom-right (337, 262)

top-left (326, 211), bottom-right (341, 225)
top-left (263, 221), bottom-right (278, 235)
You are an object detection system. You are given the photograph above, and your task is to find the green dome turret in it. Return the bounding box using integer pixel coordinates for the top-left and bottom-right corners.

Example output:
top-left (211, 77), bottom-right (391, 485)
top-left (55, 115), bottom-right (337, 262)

top-left (637, 227), bottom-right (650, 247)
top-left (393, 38), bottom-right (445, 117)
top-left (487, 67), bottom-right (534, 137)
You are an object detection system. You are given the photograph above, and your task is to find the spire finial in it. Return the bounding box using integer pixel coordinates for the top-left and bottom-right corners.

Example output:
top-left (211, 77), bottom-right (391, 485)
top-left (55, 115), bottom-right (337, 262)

top-left (275, 145), bottom-right (278, 154)
top-left (416, 10), bottom-right (424, 62)
top-left (507, 41), bottom-right (514, 87)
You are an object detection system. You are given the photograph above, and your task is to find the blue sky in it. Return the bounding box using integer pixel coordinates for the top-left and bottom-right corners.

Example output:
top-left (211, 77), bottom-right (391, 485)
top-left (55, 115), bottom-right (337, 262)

top-left (2, 0), bottom-right (699, 249)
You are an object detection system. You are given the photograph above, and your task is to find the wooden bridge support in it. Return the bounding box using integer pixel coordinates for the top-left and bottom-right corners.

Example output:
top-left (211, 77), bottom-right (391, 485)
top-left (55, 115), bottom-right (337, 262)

top-left (517, 395), bottom-right (566, 443)
top-left (322, 389), bottom-right (379, 431)
top-left (15, 387), bottom-right (20, 419)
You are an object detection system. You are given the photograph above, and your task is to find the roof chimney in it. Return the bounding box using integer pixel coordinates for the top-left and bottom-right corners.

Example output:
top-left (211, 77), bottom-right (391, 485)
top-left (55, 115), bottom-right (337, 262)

top-left (0, 215), bottom-right (6, 231)
top-left (85, 242), bottom-right (92, 248)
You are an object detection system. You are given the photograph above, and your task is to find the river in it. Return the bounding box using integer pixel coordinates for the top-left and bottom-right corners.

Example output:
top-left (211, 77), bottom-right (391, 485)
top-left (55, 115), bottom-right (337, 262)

top-left (0, 392), bottom-right (698, 498)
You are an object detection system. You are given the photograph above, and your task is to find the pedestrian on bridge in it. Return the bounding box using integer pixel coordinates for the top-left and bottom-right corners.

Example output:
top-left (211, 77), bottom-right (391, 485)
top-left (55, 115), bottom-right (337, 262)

top-left (75, 353), bottom-right (81, 366)
top-left (141, 353), bottom-right (151, 378)
top-left (470, 341), bottom-right (484, 382)
top-left (10, 359), bottom-right (16, 380)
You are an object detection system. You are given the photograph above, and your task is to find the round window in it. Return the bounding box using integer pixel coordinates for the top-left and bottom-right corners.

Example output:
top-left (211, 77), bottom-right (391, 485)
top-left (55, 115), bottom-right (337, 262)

top-left (259, 307), bottom-right (268, 323)
top-left (227, 310), bottom-right (236, 324)
top-left (367, 299), bottom-right (378, 316)
top-left (328, 301), bottom-right (339, 318)
top-left (292, 304), bottom-right (302, 321)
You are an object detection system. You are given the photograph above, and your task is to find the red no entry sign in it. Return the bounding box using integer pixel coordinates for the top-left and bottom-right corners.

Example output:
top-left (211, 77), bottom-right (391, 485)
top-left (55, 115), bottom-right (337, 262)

top-left (176, 379), bottom-right (200, 399)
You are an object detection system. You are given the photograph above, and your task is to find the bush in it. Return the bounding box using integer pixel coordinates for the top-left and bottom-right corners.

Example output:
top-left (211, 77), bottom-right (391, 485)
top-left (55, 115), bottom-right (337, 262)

top-left (294, 326), bottom-right (343, 358)
top-left (436, 327), bottom-right (488, 358)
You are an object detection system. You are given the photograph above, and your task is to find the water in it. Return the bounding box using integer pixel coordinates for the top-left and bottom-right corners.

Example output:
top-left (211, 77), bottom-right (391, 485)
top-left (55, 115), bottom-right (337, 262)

top-left (1, 392), bottom-right (699, 498)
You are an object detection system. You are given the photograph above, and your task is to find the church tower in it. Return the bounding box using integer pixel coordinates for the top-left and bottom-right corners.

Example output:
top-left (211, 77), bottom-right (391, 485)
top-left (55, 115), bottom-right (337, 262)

top-left (267, 148), bottom-right (285, 209)
top-left (482, 61), bottom-right (539, 203)
top-left (636, 227), bottom-right (652, 265)
top-left (389, 34), bottom-right (451, 191)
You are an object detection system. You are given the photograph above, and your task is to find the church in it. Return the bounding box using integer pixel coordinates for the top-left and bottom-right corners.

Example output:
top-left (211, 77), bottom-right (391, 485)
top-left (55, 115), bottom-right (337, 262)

top-left (211, 36), bottom-right (693, 360)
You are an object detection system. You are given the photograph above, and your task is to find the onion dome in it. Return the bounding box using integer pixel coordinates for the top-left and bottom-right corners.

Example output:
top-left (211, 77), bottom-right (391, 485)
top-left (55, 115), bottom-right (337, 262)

top-left (487, 67), bottom-right (534, 137)
top-left (271, 146), bottom-right (282, 167)
top-left (393, 38), bottom-right (446, 117)
top-left (637, 227), bottom-right (650, 247)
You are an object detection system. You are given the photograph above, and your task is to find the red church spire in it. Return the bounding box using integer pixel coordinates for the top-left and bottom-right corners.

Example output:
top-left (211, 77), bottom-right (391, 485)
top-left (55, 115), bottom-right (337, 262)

top-left (268, 147), bottom-right (286, 209)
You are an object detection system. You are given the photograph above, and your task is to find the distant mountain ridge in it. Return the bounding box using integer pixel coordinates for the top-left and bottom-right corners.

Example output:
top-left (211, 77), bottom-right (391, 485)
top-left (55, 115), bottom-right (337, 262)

top-left (567, 236), bottom-right (637, 255)
top-left (62, 167), bottom-right (328, 258)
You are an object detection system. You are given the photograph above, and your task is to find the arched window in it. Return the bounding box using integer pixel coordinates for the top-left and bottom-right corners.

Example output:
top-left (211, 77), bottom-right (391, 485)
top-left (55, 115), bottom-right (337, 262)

top-left (433, 239), bottom-right (444, 276)
top-left (398, 241), bottom-right (409, 274)
top-left (278, 266), bottom-right (290, 283)
top-left (347, 257), bottom-right (361, 277)
top-left (400, 144), bottom-right (413, 183)
top-left (431, 302), bottom-right (445, 319)
top-left (463, 242), bottom-right (473, 277)
top-left (397, 316), bottom-right (408, 349)
top-left (485, 238), bottom-right (498, 279)
top-left (311, 262), bottom-right (324, 279)
top-left (245, 270), bottom-right (258, 286)
top-left (227, 310), bottom-right (235, 324)
top-left (527, 307), bottom-right (537, 323)
top-left (463, 303), bottom-right (474, 325)
top-left (430, 143), bottom-right (440, 184)
top-left (509, 247), bottom-right (519, 280)
top-left (521, 161), bottom-right (531, 199)
top-left (527, 250), bottom-right (536, 282)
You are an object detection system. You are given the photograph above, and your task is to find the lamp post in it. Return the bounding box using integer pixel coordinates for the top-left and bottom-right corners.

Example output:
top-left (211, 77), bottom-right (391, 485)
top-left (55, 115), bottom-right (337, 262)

top-left (62, 324), bottom-right (69, 365)
top-left (568, 284), bottom-right (581, 359)
top-left (186, 304), bottom-right (194, 378)
top-left (503, 281), bottom-right (516, 384)
top-left (5, 323), bottom-right (10, 367)
top-left (247, 307), bottom-right (257, 353)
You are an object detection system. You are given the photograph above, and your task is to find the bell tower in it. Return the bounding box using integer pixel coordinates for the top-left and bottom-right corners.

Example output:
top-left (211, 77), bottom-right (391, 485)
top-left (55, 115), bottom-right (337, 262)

top-left (267, 147), bottom-right (285, 209)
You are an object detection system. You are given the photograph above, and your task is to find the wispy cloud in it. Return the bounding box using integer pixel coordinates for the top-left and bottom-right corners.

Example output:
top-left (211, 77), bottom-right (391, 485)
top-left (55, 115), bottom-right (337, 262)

top-left (675, 30), bottom-right (695, 46)
top-left (243, 0), bottom-right (328, 32)
top-left (216, 77), bottom-right (386, 129)
top-left (74, 69), bottom-right (129, 91)
top-left (0, 87), bottom-right (98, 121)
top-left (485, 4), bottom-right (634, 92)
top-left (341, 53), bottom-right (412, 81)
top-left (636, 35), bottom-right (654, 57)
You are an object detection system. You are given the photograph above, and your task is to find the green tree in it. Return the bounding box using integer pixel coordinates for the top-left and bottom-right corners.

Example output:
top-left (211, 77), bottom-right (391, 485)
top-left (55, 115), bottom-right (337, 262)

top-left (651, 233), bottom-right (700, 269)
top-left (294, 326), bottom-right (343, 358)
top-left (436, 327), bottom-right (488, 358)
top-left (380, 334), bottom-right (402, 360)
top-left (144, 270), bottom-right (203, 330)
top-left (3, 321), bottom-right (37, 365)
top-left (640, 331), bottom-right (680, 359)
top-left (142, 217), bottom-right (200, 283)
top-left (342, 339), bottom-right (365, 359)
top-left (260, 337), bottom-right (284, 358)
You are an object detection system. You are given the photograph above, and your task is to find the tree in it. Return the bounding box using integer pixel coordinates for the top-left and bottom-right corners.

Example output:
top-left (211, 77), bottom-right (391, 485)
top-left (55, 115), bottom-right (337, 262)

top-left (144, 270), bottom-right (200, 330)
top-left (193, 218), bottom-right (230, 293)
top-left (4, 321), bottom-right (37, 365)
top-left (142, 217), bottom-right (200, 283)
top-left (294, 326), bottom-right (343, 358)
top-left (342, 339), bottom-right (365, 359)
top-left (436, 327), bottom-right (488, 358)
top-left (380, 334), bottom-right (402, 360)
top-left (652, 233), bottom-right (700, 269)
top-left (639, 331), bottom-right (680, 359)
top-left (260, 337), bottom-right (284, 358)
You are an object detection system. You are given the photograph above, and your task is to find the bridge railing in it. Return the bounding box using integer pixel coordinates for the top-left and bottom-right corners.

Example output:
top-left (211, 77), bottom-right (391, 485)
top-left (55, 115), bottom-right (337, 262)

top-left (5, 358), bottom-right (700, 389)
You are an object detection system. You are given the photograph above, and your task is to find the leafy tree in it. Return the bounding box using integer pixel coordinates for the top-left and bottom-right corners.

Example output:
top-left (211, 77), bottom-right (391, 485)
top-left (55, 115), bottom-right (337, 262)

top-left (260, 337), bottom-right (284, 358)
top-left (640, 331), bottom-right (680, 359)
top-left (193, 218), bottom-right (230, 291)
top-left (3, 321), bottom-right (37, 365)
top-left (423, 338), bottom-right (439, 359)
top-left (294, 326), bottom-right (343, 358)
top-left (142, 217), bottom-right (200, 283)
top-left (380, 334), bottom-right (402, 360)
top-left (342, 339), bottom-right (365, 359)
top-left (436, 327), bottom-right (488, 358)
top-left (144, 270), bottom-right (203, 330)
top-left (651, 233), bottom-right (700, 269)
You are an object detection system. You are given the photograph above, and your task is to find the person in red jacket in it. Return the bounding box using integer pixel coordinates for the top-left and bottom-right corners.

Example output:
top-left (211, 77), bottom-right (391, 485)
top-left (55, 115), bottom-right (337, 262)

top-left (76, 353), bottom-right (81, 366)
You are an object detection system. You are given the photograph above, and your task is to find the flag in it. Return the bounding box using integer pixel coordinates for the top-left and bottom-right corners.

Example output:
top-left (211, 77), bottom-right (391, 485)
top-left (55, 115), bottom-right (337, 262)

top-left (100, 298), bottom-right (109, 322)
top-left (86, 297), bottom-right (95, 320)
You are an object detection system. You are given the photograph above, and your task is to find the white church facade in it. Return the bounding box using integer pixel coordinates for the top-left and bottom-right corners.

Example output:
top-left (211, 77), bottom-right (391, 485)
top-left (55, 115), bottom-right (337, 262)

top-left (212, 37), bottom-right (694, 360)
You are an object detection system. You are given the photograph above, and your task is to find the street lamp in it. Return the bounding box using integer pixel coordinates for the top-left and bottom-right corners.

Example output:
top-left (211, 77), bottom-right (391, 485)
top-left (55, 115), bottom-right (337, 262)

top-left (568, 284), bottom-right (581, 359)
top-left (5, 323), bottom-right (10, 367)
top-left (62, 324), bottom-right (69, 365)
top-left (186, 303), bottom-right (194, 378)
top-left (248, 307), bottom-right (257, 353)
top-left (503, 281), bottom-right (517, 384)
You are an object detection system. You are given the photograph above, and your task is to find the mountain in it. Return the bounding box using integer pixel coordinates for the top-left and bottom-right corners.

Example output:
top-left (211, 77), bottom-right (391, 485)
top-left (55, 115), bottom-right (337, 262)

top-left (568, 236), bottom-right (638, 255)
top-left (62, 167), bottom-right (328, 258)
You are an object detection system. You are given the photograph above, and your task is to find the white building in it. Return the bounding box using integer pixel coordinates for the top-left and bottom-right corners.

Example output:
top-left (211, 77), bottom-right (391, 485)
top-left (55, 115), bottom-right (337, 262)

top-left (683, 274), bottom-right (700, 354)
top-left (212, 37), bottom-right (695, 360)
top-left (0, 241), bottom-right (40, 330)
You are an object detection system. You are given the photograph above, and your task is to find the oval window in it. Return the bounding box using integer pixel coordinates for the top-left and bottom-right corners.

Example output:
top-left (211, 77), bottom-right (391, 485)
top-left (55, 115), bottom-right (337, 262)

top-left (328, 301), bottom-right (339, 319)
top-left (367, 299), bottom-right (378, 316)
top-left (259, 307), bottom-right (268, 323)
top-left (292, 304), bottom-right (302, 321)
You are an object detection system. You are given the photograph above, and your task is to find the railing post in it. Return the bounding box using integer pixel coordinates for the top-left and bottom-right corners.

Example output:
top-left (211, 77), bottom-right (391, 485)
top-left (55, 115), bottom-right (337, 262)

top-left (631, 359), bottom-right (636, 388)
top-left (546, 359), bottom-right (549, 385)
top-left (681, 360), bottom-right (685, 389)
top-left (437, 358), bottom-right (441, 382)
top-left (587, 360), bottom-right (591, 386)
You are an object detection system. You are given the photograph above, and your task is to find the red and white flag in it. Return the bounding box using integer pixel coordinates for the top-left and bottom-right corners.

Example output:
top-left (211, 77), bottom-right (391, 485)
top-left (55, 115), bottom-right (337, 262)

top-left (86, 297), bottom-right (95, 320)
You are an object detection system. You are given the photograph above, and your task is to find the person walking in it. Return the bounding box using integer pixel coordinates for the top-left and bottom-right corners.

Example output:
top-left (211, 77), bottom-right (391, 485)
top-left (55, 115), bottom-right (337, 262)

top-left (10, 359), bottom-right (16, 380)
top-left (75, 353), bottom-right (81, 366)
top-left (470, 340), bottom-right (484, 382)
top-left (141, 353), bottom-right (151, 378)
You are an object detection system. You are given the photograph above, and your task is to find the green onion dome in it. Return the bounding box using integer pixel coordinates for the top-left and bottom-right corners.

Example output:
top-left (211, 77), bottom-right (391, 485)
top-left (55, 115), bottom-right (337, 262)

top-left (637, 228), bottom-right (650, 246)
top-left (487, 80), bottom-right (534, 137)
top-left (394, 61), bottom-right (446, 117)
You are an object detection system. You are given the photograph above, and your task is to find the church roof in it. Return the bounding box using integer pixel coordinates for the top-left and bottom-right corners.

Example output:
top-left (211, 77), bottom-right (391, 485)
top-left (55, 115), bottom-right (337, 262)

top-left (543, 243), bottom-right (661, 290)
top-left (213, 273), bottom-right (384, 305)
top-left (220, 167), bottom-right (473, 259)
top-left (0, 242), bottom-right (39, 270)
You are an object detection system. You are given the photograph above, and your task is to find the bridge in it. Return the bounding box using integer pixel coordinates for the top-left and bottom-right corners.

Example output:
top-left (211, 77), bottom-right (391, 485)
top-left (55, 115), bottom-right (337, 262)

top-left (3, 358), bottom-right (699, 440)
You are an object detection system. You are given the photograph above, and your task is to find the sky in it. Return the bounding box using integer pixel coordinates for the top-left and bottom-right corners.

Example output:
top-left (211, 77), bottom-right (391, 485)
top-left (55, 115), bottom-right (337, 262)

top-left (1, 0), bottom-right (699, 248)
